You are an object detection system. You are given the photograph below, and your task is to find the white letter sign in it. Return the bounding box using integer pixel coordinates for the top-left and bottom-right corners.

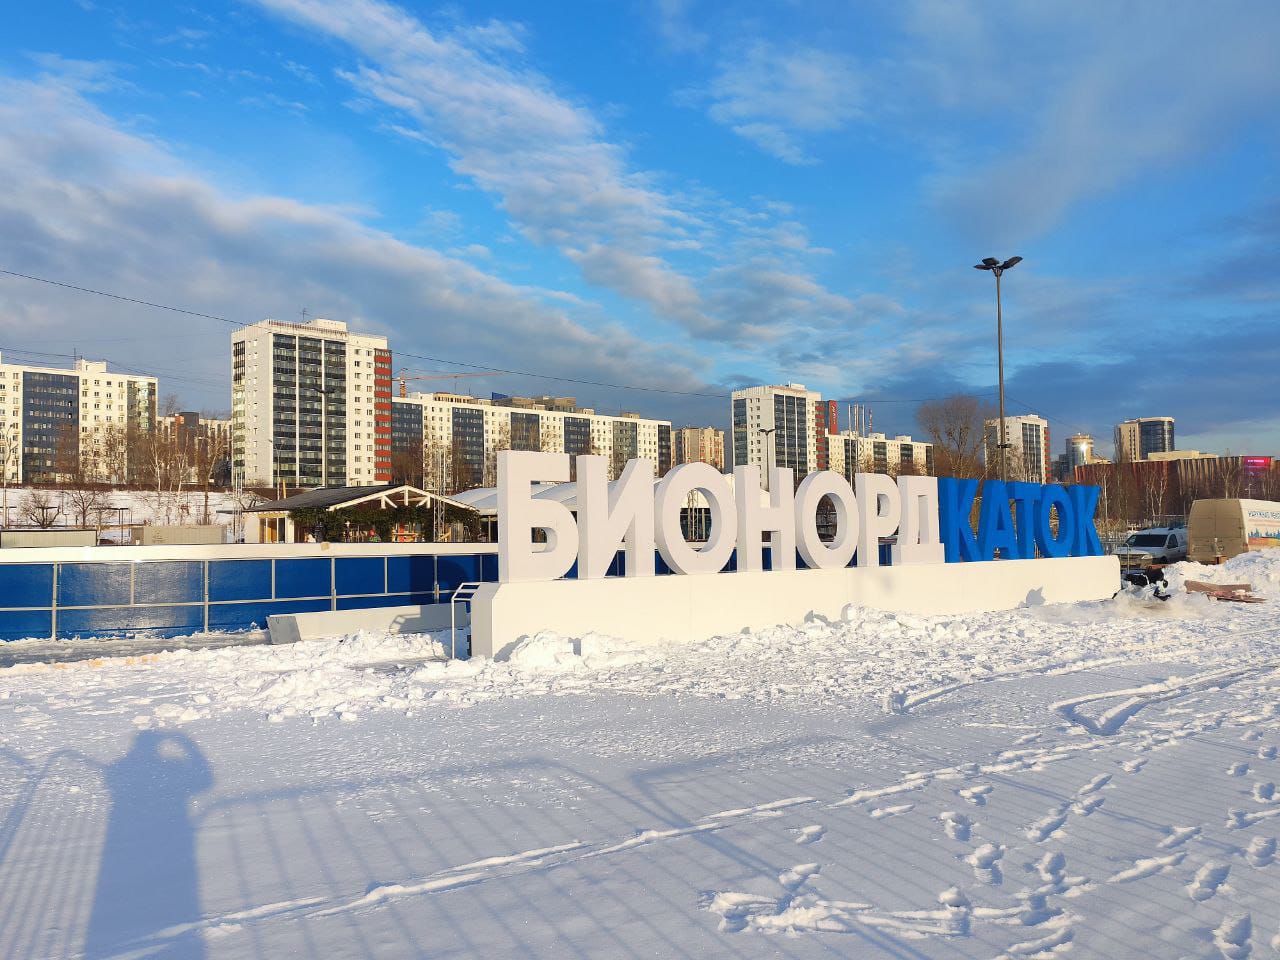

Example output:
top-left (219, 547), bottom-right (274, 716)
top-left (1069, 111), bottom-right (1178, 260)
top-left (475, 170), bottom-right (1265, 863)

top-left (577, 456), bottom-right (655, 579)
top-left (733, 465), bottom-right (796, 572)
top-left (654, 462), bottom-right (737, 575)
top-left (497, 451), bottom-right (578, 583)
top-left (794, 470), bottom-right (859, 570)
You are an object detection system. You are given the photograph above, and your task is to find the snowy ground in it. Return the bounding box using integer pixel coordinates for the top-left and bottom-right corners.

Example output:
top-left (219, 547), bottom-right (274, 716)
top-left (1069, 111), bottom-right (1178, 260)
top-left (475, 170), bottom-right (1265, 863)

top-left (2, 553), bottom-right (1280, 959)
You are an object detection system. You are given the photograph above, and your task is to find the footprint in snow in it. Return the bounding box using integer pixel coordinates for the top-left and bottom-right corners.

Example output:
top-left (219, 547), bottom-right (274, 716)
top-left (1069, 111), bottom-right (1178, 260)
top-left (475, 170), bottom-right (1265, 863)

top-left (870, 803), bottom-right (914, 819)
top-left (779, 863), bottom-right (819, 890)
top-left (966, 842), bottom-right (1004, 884)
top-left (1259, 745), bottom-right (1278, 761)
top-left (1187, 861), bottom-right (1230, 902)
top-left (1245, 837), bottom-right (1276, 868)
top-left (1229, 762), bottom-right (1251, 777)
top-left (1026, 804), bottom-right (1070, 843)
top-left (1158, 826), bottom-right (1201, 850)
top-left (958, 784), bottom-right (992, 806)
top-left (1119, 757), bottom-right (1147, 774)
top-left (1108, 851), bottom-right (1186, 883)
top-left (1076, 774), bottom-right (1112, 796)
top-left (1072, 795), bottom-right (1105, 816)
top-left (1214, 912), bottom-right (1251, 960)
top-left (1241, 730), bottom-right (1263, 743)
top-left (791, 825), bottom-right (825, 845)
top-left (940, 811), bottom-right (972, 842)
top-left (1253, 782), bottom-right (1275, 803)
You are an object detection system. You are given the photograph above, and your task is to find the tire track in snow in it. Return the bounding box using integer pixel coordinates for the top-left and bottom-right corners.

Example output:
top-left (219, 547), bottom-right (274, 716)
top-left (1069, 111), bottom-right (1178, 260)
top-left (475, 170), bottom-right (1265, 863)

top-left (1053, 661), bottom-right (1280, 736)
top-left (116, 794), bottom-right (819, 948)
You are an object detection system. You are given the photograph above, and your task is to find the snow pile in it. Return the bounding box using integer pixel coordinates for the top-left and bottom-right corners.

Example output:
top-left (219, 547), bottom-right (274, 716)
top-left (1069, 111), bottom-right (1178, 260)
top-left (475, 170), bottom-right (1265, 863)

top-left (1163, 546), bottom-right (1280, 594)
top-left (3, 548), bottom-right (1277, 730)
top-left (497, 631), bottom-right (648, 672)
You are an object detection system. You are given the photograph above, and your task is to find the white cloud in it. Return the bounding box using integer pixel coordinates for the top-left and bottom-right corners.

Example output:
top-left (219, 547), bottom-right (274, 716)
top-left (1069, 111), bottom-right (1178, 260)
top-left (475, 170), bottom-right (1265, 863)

top-left (701, 42), bottom-right (863, 164)
top-left (652, 0), bottom-right (707, 53)
top-left (904, 2), bottom-right (1280, 241)
top-left (253, 0), bottom-right (713, 330)
top-left (0, 72), bottom-right (716, 415)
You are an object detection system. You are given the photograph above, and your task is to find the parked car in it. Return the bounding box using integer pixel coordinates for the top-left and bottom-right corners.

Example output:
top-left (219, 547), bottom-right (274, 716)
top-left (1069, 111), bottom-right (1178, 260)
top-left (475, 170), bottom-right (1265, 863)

top-left (1188, 498), bottom-right (1280, 563)
top-left (1114, 527), bottom-right (1188, 568)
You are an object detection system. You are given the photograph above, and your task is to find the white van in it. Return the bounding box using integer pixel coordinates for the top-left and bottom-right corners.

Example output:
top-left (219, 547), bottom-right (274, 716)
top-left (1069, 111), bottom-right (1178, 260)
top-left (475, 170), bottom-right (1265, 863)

top-left (1188, 498), bottom-right (1280, 562)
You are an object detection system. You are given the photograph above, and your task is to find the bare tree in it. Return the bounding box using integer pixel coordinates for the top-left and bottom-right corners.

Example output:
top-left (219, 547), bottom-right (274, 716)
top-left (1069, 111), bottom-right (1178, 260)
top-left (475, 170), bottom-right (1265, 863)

top-left (1143, 462), bottom-right (1170, 523)
top-left (390, 439), bottom-right (427, 488)
top-left (1259, 463), bottom-right (1280, 502)
top-left (915, 395), bottom-right (995, 479)
top-left (1219, 455), bottom-right (1244, 499)
top-left (192, 426), bottom-right (230, 525)
top-left (65, 487), bottom-right (107, 529)
top-left (19, 489), bottom-right (59, 528)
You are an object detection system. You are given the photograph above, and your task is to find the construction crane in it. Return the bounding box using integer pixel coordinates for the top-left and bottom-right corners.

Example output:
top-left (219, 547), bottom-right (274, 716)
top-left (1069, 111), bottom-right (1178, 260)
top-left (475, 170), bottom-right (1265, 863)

top-left (398, 369), bottom-right (493, 397)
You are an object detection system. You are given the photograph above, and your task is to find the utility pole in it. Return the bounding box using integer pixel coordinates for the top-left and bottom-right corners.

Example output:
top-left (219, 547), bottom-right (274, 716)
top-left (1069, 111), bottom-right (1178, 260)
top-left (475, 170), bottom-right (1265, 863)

top-left (973, 256), bottom-right (1023, 482)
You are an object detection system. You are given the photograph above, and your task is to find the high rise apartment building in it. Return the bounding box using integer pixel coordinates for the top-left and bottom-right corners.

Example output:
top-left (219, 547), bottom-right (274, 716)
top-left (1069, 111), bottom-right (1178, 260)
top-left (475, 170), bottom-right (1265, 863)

top-left (985, 414), bottom-right (1051, 483)
top-left (1114, 416), bottom-right (1175, 462)
top-left (827, 431), bottom-right (933, 480)
top-left (232, 318), bottom-right (392, 488)
top-left (673, 426), bottom-right (725, 472)
top-left (392, 392), bottom-right (673, 492)
top-left (0, 354), bottom-right (156, 484)
top-left (730, 384), bottom-right (823, 475)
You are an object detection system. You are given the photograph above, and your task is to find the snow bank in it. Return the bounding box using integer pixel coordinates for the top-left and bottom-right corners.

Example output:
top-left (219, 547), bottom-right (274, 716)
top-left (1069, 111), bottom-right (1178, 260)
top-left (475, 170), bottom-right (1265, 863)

top-left (4, 548), bottom-right (1277, 729)
top-left (1163, 546), bottom-right (1280, 594)
top-left (497, 631), bottom-right (648, 672)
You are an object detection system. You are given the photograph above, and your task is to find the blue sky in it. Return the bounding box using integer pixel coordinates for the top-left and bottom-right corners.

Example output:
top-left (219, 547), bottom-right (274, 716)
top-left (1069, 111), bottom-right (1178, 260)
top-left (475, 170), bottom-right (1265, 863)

top-left (0, 0), bottom-right (1277, 456)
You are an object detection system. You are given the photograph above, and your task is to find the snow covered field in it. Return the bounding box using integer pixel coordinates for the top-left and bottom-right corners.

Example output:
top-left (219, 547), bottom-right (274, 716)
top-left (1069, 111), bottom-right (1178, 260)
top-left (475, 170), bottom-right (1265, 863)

top-left (2, 553), bottom-right (1280, 959)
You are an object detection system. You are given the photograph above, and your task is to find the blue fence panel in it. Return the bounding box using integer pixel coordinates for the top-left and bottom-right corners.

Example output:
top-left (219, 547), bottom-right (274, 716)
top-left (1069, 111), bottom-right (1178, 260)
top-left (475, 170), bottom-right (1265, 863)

top-left (207, 598), bottom-right (331, 631)
top-left (0, 548), bottom-right (498, 641)
top-left (134, 562), bottom-right (204, 605)
top-left (336, 557), bottom-right (385, 596)
top-left (209, 560), bottom-right (273, 602)
top-left (0, 564), bottom-right (53, 608)
top-left (437, 554), bottom-right (481, 594)
top-left (0, 610), bottom-right (52, 642)
top-left (59, 605), bottom-right (204, 639)
top-left (386, 556), bottom-right (436, 597)
top-left (336, 592), bottom-right (436, 611)
top-left (60, 563), bottom-right (131, 607)
top-left (275, 558), bottom-right (332, 600)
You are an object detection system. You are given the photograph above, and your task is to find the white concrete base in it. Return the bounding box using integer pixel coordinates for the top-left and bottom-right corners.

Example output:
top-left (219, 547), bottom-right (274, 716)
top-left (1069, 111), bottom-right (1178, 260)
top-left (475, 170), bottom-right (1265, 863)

top-left (267, 604), bottom-right (466, 646)
top-left (469, 556), bottom-right (1120, 660)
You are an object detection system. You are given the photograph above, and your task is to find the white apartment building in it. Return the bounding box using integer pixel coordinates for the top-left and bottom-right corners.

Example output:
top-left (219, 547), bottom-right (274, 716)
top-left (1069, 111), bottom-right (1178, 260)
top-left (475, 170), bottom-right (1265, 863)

top-left (232, 318), bottom-right (393, 489)
top-left (730, 384), bottom-right (824, 475)
top-left (0, 354), bottom-right (156, 484)
top-left (673, 426), bottom-right (725, 472)
top-left (985, 414), bottom-right (1051, 483)
top-left (392, 392), bottom-right (673, 492)
top-left (827, 431), bottom-right (933, 480)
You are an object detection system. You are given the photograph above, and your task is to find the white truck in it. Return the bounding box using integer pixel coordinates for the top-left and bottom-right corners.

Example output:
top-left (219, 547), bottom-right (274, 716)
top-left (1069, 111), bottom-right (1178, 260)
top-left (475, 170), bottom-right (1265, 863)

top-left (1114, 527), bottom-right (1188, 569)
top-left (1188, 498), bottom-right (1280, 563)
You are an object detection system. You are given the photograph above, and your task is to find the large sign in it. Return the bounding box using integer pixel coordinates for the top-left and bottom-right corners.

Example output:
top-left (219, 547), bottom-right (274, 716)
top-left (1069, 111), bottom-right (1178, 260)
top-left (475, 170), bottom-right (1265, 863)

top-left (496, 451), bottom-right (1102, 584)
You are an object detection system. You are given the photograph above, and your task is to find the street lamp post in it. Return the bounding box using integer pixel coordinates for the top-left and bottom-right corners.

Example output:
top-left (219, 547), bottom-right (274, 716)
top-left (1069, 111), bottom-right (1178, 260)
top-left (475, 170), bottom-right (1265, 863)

top-left (973, 256), bottom-right (1023, 482)
top-left (756, 427), bottom-right (776, 491)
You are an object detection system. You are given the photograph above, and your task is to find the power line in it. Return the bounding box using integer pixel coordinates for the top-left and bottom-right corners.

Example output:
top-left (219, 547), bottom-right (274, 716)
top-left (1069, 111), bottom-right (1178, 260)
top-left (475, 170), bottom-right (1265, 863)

top-left (0, 269), bottom-right (248, 327)
top-left (0, 266), bottom-right (1091, 427)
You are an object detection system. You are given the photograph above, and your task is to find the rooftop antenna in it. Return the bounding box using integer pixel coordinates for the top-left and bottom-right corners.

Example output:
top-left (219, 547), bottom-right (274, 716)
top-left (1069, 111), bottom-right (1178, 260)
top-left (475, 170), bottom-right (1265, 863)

top-left (300, 307), bottom-right (309, 322)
